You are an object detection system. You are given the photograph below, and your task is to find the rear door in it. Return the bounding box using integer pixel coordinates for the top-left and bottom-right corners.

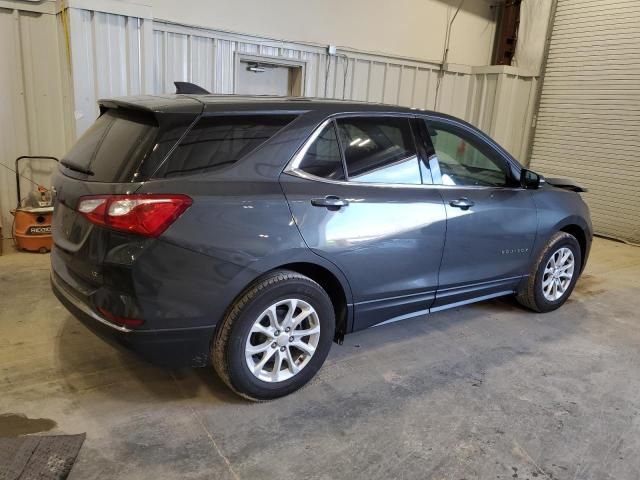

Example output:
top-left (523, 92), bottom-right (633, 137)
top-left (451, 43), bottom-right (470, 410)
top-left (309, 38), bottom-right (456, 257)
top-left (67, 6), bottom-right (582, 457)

top-left (421, 116), bottom-right (537, 309)
top-left (280, 114), bottom-right (447, 330)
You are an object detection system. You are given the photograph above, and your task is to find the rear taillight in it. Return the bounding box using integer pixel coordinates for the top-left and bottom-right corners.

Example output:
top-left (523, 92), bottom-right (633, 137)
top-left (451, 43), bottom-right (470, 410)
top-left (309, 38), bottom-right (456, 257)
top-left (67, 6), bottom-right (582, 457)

top-left (77, 194), bottom-right (192, 237)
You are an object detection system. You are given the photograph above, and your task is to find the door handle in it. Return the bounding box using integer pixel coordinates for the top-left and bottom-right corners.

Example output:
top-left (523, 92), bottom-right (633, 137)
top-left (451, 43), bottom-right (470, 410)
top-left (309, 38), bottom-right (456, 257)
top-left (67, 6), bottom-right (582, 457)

top-left (311, 195), bottom-right (349, 210)
top-left (449, 197), bottom-right (475, 210)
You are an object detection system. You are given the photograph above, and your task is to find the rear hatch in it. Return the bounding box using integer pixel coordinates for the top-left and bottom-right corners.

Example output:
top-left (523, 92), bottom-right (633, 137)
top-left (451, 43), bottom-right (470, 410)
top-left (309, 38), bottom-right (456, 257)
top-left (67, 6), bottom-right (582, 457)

top-left (52, 99), bottom-right (202, 293)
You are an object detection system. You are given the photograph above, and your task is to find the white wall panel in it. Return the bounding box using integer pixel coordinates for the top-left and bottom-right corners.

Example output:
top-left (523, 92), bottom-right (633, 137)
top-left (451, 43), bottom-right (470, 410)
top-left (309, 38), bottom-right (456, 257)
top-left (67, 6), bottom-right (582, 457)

top-left (351, 60), bottom-right (370, 102)
top-left (164, 32), bottom-right (189, 89)
top-left (148, 0), bottom-right (497, 67)
top-left (215, 39), bottom-right (234, 94)
top-left (68, 8), bottom-right (97, 135)
top-left (93, 12), bottom-right (127, 98)
top-left (190, 36), bottom-right (216, 94)
top-left (382, 64), bottom-right (402, 105)
top-left (144, 20), bottom-right (537, 133)
top-left (236, 42), bottom-right (258, 55)
top-left (398, 67), bottom-right (415, 107)
top-left (280, 49), bottom-right (299, 60)
top-left (152, 29), bottom-right (164, 94)
top-left (367, 62), bottom-right (386, 104)
top-left (300, 51), bottom-right (318, 98)
top-left (64, 8), bottom-right (538, 163)
top-left (259, 46), bottom-right (279, 57)
top-left (68, 9), bottom-right (150, 134)
top-left (125, 15), bottom-right (141, 95)
top-left (0, 7), bottom-right (69, 236)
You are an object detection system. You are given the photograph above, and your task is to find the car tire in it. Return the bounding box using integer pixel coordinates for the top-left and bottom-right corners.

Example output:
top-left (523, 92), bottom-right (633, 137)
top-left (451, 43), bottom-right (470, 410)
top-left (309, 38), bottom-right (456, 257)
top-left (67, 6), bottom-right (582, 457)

top-left (516, 231), bottom-right (582, 313)
top-left (212, 270), bottom-right (335, 401)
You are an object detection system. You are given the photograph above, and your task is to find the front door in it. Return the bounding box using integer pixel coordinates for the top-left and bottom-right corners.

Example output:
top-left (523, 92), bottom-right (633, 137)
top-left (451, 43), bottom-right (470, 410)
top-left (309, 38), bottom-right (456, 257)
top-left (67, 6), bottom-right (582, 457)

top-left (422, 117), bottom-right (538, 309)
top-left (280, 115), bottom-right (447, 330)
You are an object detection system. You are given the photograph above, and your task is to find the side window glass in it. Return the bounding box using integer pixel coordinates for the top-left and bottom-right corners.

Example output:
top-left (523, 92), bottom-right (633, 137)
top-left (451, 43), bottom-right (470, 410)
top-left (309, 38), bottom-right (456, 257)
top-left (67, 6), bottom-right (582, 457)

top-left (336, 117), bottom-right (421, 185)
top-left (426, 121), bottom-right (513, 187)
top-left (155, 115), bottom-right (295, 178)
top-left (297, 123), bottom-right (345, 180)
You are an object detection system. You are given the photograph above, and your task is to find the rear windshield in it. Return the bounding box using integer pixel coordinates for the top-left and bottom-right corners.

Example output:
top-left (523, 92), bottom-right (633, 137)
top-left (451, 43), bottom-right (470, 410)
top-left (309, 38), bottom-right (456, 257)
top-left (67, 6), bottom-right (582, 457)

top-left (152, 115), bottom-right (296, 178)
top-left (62, 109), bottom-right (159, 182)
top-left (62, 110), bottom-right (295, 181)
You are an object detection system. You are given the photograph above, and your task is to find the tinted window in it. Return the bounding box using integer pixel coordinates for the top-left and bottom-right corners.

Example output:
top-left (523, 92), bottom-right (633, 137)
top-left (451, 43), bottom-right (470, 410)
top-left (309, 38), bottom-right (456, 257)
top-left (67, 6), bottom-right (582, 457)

top-left (336, 117), bottom-right (421, 185)
top-left (426, 121), bottom-right (513, 187)
top-left (136, 122), bottom-right (195, 180)
top-left (62, 109), bottom-right (159, 182)
top-left (154, 115), bottom-right (296, 178)
top-left (296, 123), bottom-right (345, 180)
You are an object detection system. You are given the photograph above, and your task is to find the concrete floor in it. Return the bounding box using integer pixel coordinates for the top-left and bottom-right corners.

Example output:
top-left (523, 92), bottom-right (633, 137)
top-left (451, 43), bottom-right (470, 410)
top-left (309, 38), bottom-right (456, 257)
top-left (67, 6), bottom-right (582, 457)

top-left (1, 237), bottom-right (639, 480)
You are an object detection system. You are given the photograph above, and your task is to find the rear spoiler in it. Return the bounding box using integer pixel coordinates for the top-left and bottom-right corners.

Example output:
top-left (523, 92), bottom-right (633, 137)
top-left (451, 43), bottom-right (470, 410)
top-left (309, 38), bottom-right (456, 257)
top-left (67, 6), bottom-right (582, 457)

top-left (97, 96), bottom-right (204, 115)
top-left (545, 177), bottom-right (588, 193)
top-left (96, 82), bottom-right (209, 115)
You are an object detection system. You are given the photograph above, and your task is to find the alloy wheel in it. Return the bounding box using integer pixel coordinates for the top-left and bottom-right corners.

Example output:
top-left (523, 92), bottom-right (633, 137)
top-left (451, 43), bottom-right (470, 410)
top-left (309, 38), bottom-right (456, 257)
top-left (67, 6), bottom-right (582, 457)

top-left (245, 298), bottom-right (321, 382)
top-left (542, 247), bottom-right (575, 301)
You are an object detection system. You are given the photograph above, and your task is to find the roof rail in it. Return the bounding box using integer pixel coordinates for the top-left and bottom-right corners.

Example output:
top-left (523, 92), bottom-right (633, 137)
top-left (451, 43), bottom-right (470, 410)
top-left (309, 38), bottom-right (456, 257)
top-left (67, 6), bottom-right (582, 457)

top-left (174, 81), bottom-right (210, 94)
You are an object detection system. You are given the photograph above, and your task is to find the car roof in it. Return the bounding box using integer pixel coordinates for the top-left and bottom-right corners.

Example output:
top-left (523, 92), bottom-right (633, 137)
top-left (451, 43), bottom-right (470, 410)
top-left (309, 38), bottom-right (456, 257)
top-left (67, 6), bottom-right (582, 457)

top-left (98, 94), bottom-right (445, 116)
top-left (95, 93), bottom-right (523, 176)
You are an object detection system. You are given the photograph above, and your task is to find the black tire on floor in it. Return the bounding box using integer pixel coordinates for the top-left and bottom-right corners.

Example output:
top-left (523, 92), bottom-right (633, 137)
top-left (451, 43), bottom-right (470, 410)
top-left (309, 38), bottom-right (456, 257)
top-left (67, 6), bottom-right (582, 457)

top-left (212, 270), bottom-right (335, 401)
top-left (516, 231), bottom-right (582, 313)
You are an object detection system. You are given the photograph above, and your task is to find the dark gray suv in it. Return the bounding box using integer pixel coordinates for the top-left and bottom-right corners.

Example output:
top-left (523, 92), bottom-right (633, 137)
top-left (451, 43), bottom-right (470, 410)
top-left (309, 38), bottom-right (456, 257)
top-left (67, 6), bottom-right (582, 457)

top-left (51, 94), bottom-right (592, 400)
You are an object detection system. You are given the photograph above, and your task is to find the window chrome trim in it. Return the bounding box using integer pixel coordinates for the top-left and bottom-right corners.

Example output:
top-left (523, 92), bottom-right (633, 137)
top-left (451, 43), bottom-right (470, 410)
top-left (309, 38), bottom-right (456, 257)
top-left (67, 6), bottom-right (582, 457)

top-left (285, 165), bottom-right (527, 191)
top-left (283, 116), bottom-right (528, 192)
top-left (286, 118), bottom-right (333, 172)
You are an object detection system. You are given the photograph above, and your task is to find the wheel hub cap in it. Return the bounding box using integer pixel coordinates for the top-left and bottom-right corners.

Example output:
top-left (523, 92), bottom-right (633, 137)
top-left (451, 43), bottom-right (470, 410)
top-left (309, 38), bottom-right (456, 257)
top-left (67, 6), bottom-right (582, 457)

top-left (245, 298), bottom-right (320, 383)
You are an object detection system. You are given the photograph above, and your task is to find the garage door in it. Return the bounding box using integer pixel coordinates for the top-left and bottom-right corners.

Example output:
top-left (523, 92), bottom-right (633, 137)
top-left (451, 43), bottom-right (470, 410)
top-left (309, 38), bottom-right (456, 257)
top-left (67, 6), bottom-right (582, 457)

top-left (529, 0), bottom-right (640, 244)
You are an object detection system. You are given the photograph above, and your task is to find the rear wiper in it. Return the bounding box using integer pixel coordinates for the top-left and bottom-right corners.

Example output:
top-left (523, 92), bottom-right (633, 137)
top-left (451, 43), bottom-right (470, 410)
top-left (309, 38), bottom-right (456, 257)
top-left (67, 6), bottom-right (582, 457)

top-left (61, 160), bottom-right (94, 176)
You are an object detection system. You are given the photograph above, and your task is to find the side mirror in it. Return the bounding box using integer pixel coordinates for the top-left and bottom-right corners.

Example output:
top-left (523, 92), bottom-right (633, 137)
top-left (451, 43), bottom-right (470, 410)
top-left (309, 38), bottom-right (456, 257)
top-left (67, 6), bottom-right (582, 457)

top-left (520, 169), bottom-right (542, 189)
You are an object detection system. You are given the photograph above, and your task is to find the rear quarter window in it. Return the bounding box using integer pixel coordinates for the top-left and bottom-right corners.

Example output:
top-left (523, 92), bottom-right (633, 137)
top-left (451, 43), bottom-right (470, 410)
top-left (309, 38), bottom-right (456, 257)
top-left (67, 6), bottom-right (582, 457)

top-left (152, 115), bottom-right (297, 178)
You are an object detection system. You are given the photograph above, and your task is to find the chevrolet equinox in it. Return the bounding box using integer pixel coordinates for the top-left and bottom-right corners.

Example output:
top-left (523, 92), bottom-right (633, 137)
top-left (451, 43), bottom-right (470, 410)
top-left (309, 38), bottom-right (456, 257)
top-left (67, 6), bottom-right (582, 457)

top-left (51, 94), bottom-right (592, 400)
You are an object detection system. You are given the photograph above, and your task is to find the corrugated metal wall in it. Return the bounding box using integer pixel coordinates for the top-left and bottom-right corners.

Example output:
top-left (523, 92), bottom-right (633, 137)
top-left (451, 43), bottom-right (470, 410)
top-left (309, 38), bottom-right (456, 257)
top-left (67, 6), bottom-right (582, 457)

top-left (0, 6), bottom-right (70, 237)
top-left (529, 0), bottom-right (640, 244)
top-left (470, 69), bottom-right (539, 163)
top-left (66, 8), bottom-right (155, 134)
top-left (68, 11), bottom-right (538, 159)
top-left (0, 3), bottom-right (539, 239)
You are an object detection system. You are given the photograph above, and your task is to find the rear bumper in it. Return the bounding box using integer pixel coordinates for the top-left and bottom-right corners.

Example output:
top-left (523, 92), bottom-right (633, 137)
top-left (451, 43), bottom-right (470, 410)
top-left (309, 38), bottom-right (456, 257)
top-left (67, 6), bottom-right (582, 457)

top-left (51, 272), bottom-right (132, 332)
top-left (51, 273), bottom-right (213, 367)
